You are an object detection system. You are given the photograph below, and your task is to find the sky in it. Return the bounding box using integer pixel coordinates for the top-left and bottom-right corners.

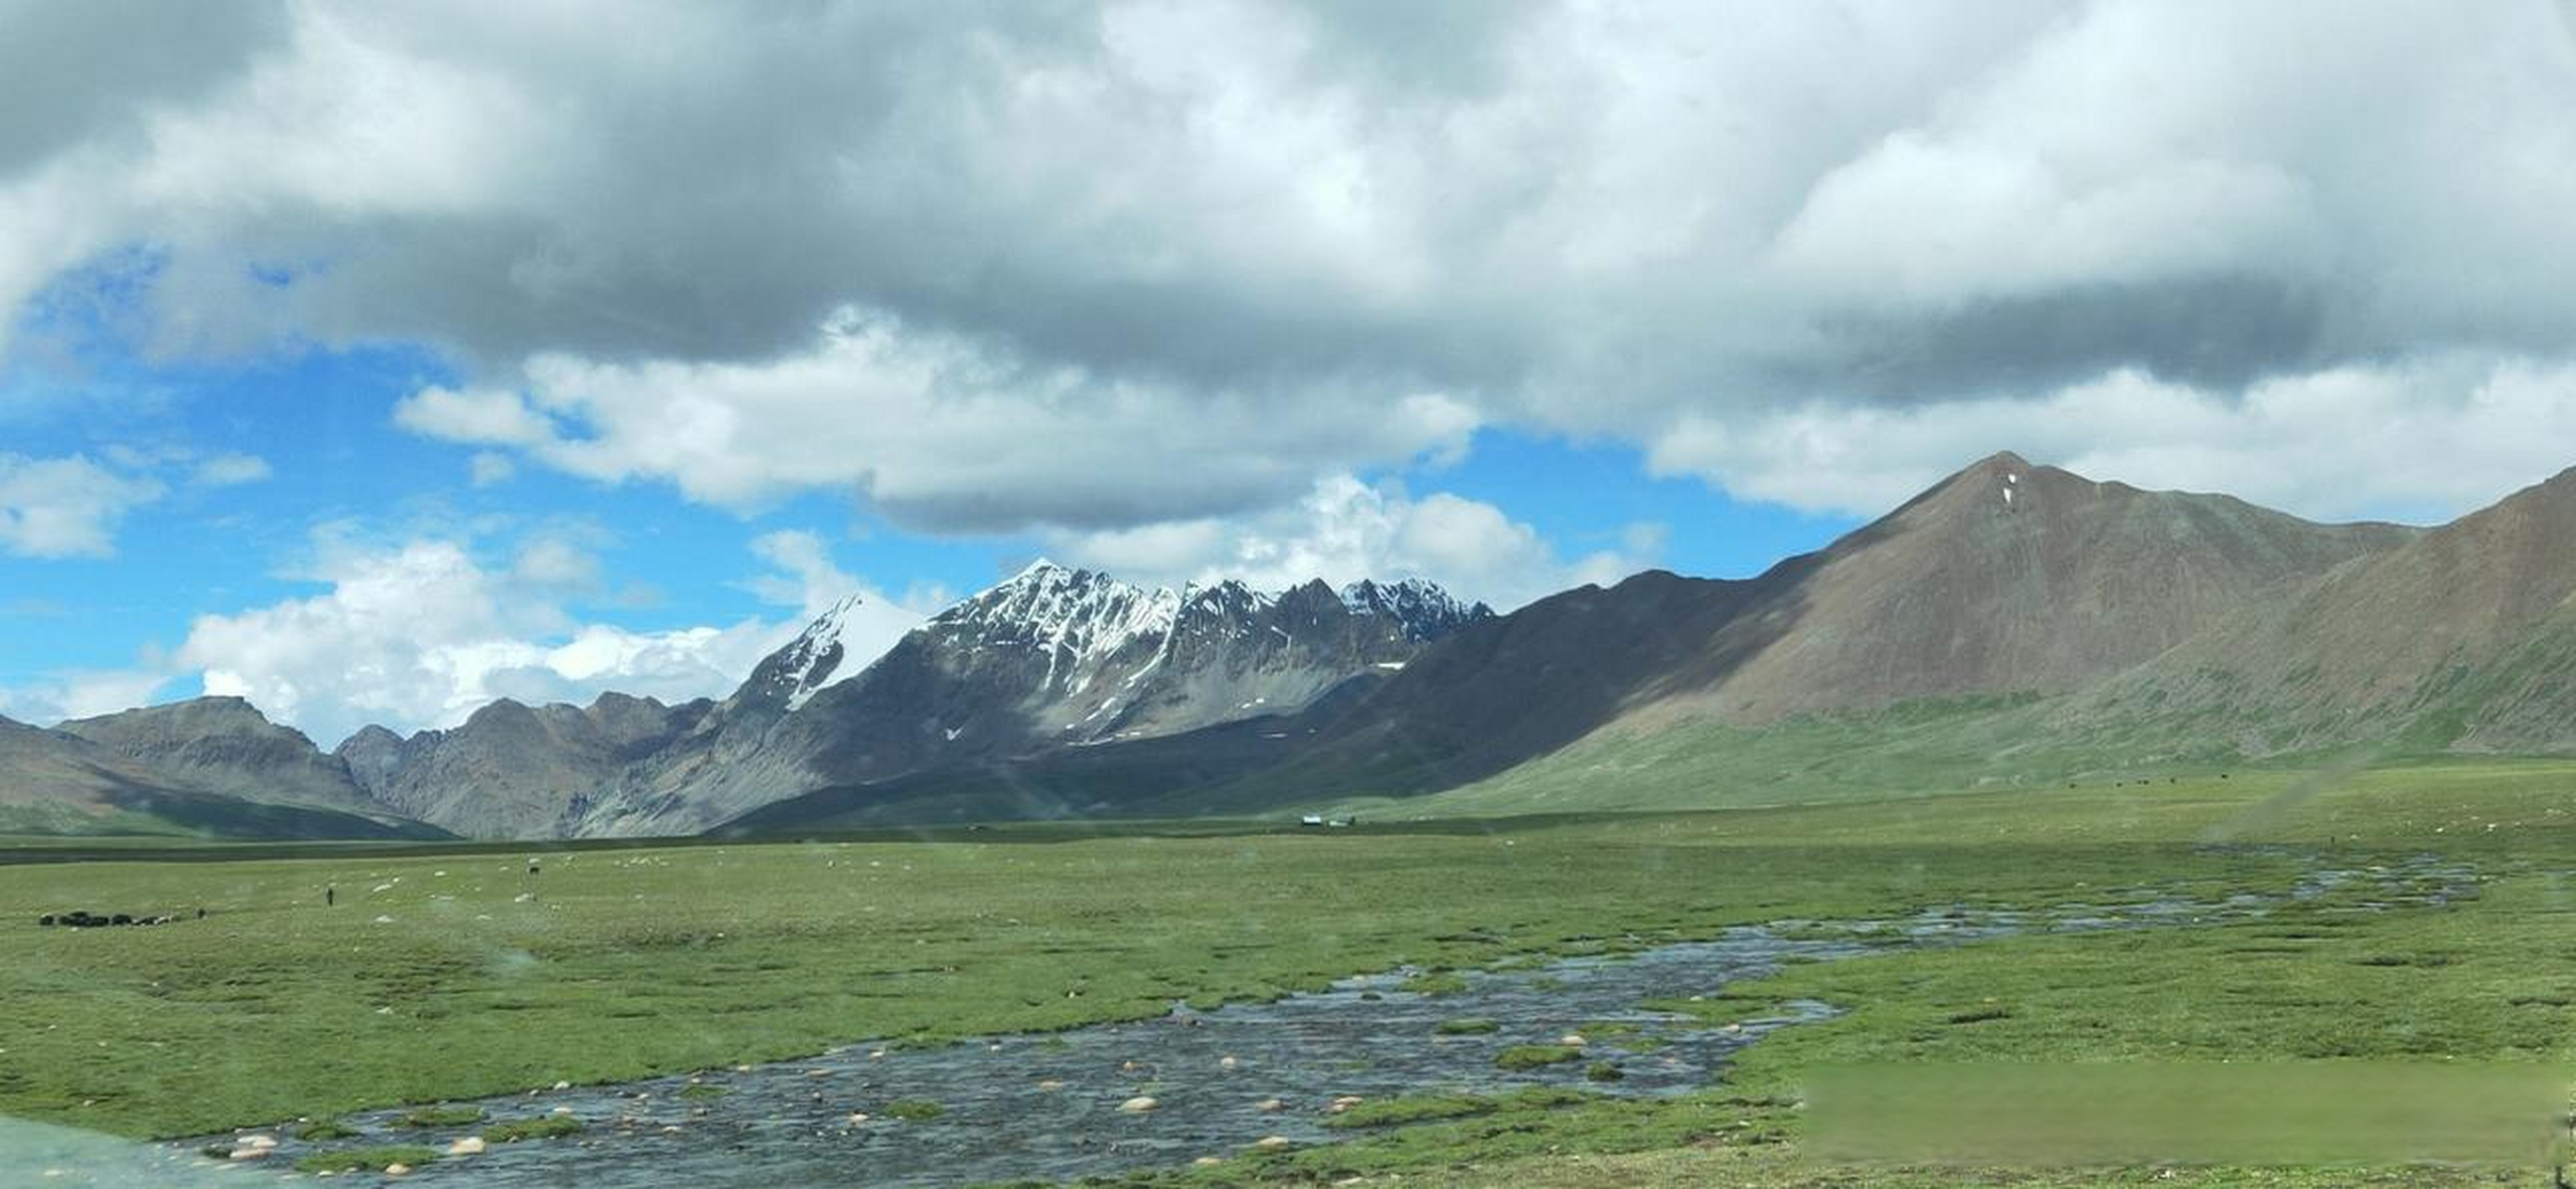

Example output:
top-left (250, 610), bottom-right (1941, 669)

top-left (6, 0), bottom-right (2576, 746)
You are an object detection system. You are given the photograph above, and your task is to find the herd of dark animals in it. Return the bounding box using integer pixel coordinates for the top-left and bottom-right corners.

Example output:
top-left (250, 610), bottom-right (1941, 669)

top-left (39, 866), bottom-right (545, 929)
top-left (38, 908), bottom-right (204, 928)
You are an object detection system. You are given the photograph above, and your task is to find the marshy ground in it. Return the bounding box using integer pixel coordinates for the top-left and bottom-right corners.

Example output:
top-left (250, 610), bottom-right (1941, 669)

top-left (3, 761), bottom-right (2572, 1186)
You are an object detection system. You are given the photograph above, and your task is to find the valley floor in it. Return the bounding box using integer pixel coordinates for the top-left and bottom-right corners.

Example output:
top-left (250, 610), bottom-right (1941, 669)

top-left (2, 761), bottom-right (2572, 1185)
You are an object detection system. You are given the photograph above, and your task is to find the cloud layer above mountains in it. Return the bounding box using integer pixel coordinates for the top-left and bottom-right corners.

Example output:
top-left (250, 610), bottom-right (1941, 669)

top-left (7, 0), bottom-right (2574, 528)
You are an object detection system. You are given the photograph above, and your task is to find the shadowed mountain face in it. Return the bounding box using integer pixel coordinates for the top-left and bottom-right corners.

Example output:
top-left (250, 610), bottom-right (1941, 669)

top-left (58, 697), bottom-right (389, 818)
top-left (335, 693), bottom-right (714, 841)
top-left (0, 713), bottom-right (445, 840)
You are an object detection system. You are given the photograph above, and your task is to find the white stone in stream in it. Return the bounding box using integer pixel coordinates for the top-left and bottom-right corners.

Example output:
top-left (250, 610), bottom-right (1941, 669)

top-left (384, 1164), bottom-right (413, 1176)
top-left (243, 1135), bottom-right (278, 1149)
top-left (227, 1148), bottom-right (267, 1160)
top-left (1118, 1095), bottom-right (1158, 1114)
top-left (1255, 1098), bottom-right (1284, 1112)
top-left (1559, 1034), bottom-right (1587, 1047)
top-left (1218, 1055), bottom-right (1239, 1070)
top-left (448, 1136), bottom-right (486, 1156)
top-left (1193, 1156), bottom-right (1225, 1167)
top-left (552, 1080), bottom-right (572, 1091)
top-left (1253, 1136), bottom-right (1294, 1153)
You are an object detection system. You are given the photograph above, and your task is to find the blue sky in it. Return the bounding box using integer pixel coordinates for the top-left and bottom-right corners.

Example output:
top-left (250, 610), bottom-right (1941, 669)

top-left (5, 2), bottom-right (2575, 743)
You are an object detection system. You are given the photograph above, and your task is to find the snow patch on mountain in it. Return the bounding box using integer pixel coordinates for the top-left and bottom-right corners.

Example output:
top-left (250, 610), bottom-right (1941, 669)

top-left (766, 592), bottom-right (927, 711)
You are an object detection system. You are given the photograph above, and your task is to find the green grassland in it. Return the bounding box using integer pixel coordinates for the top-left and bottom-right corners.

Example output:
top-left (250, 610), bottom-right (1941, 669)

top-left (1310, 692), bottom-right (2565, 820)
top-left (4, 759), bottom-right (2575, 1187)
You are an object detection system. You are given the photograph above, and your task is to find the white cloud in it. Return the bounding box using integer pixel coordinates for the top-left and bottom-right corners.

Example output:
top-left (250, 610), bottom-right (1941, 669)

top-left (174, 530), bottom-right (924, 745)
top-left (1648, 355), bottom-right (2576, 523)
top-left (0, 668), bottom-right (175, 725)
top-left (394, 314), bottom-right (1479, 531)
top-left (744, 529), bottom-right (861, 618)
top-left (3, 1), bottom-right (2574, 536)
top-left (0, 452), bottom-right (164, 557)
top-left (1049, 474), bottom-right (1661, 610)
top-left (189, 451), bottom-right (272, 487)
top-left (467, 451), bottom-right (515, 486)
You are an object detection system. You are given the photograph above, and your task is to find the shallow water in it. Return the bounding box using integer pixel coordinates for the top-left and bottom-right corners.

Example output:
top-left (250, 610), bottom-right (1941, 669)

top-left (163, 853), bottom-right (2472, 1187)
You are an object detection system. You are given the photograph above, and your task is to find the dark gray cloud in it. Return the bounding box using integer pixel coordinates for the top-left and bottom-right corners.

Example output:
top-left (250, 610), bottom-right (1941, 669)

top-left (0, 1), bottom-right (290, 177)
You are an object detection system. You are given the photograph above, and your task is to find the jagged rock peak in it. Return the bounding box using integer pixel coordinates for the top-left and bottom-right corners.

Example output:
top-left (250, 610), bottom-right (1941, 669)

top-left (936, 565), bottom-right (1491, 653)
top-left (936, 564), bottom-right (1185, 656)
top-left (1338, 578), bottom-right (1495, 639)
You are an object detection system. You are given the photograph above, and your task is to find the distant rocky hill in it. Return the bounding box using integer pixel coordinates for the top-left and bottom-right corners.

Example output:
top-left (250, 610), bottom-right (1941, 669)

top-left (335, 692), bottom-right (714, 841)
top-left (0, 711), bottom-right (445, 840)
top-left (59, 696), bottom-right (391, 819)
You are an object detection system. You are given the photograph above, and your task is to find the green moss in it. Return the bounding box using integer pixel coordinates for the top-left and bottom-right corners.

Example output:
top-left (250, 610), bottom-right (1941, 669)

top-left (484, 1115), bottom-right (585, 1143)
top-left (884, 1098), bottom-right (945, 1121)
top-left (293, 1118), bottom-right (358, 1141)
top-left (1324, 1087), bottom-right (1590, 1130)
top-left (1398, 971), bottom-right (1468, 997)
top-left (1493, 1044), bottom-right (1583, 1070)
top-left (1434, 1017), bottom-right (1499, 1035)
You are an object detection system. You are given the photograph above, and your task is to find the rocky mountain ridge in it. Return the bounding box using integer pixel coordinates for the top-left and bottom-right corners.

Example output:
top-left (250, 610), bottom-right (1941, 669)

top-left (18, 451), bottom-right (2576, 840)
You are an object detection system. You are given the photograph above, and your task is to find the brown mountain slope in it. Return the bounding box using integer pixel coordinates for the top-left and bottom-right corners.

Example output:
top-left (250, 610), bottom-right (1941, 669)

top-left (1263, 452), bottom-right (2413, 794)
top-left (1661, 451), bottom-right (2421, 723)
top-left (2069, 464), bottom-right (2576, 753)
top-left (730, 451), bottom-right (2429, 828)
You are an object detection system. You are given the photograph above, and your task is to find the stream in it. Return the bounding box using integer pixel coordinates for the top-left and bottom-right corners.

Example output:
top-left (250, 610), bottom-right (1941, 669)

top-left (127, 852), bottom-right (2470, 1188)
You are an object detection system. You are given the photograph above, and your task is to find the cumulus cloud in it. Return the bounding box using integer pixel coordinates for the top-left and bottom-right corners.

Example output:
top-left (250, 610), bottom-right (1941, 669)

top-left (0, 667), bottom-right (175, 725)
top-left (744, 529), bottom-right (863, 618)
top-left (4, 1), bottom-right (2575, 525)
top-left (0, 452), bottom-right (164, 557)
top-left (175, 530), bottom-right (923, 745)
top-left (1050, 474), bottom-right (1660, 610)
top-left (1649, 355), bottom-right (2576, 523)
top-left (395, 314), bottom-right (1479, 530)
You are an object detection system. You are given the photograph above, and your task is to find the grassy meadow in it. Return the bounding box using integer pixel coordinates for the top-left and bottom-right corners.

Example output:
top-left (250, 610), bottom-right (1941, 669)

top-left (3, 760), bottom-right (2574, 1186)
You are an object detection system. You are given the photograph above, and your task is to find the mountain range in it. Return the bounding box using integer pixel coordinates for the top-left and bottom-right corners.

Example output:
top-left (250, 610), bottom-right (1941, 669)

top-left (7, 451), bottom-right (2574, 841)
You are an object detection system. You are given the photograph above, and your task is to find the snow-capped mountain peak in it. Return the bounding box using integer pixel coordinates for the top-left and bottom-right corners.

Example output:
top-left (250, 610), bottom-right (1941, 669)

top-left (749, 591), bottom-right (927, 712)
top-left (937, 564), bottom-right (1184, 667)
